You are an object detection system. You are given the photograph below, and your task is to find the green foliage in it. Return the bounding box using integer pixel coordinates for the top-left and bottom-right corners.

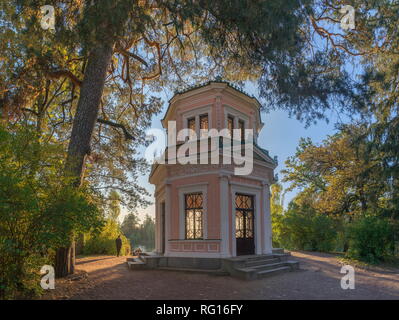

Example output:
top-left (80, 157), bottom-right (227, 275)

top-left (346, 216), bottom-right (396, 264)
top-left (277, 127), bottom-right (399, 260)
top-left (83, 190), bottom-right (131, 256)
top-left (121, 213), bottom-right (155, 250)
top-left (270, 183), bottom-right (284, 248)
top-left (139, 215), bottom-right (155, 250)
top-left (274, 200), bottom-right (338, 252)
top-left (108, 190), bottom-right (121, 222)
top-left (315, 1), bottom-right (399, 219)
top-left (0, 124), bottom-right (103, 299)
top-left (83, 220), bottom-right (131, 256)
top-left (282, 128), bottom-right (387, 217)
top-left (271, 183), bottom-right (284, 216)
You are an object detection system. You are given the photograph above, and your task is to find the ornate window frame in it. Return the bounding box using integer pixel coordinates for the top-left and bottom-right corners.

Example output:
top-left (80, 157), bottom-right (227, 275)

top-left (178, 183), bottom-right (208, 240)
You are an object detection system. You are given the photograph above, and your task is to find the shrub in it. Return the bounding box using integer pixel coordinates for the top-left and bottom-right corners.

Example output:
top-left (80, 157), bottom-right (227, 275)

top-left (346, 216), bottom-right (396, 263)
top-left (275, 209), bottom-right (338, 252)
top-left (83, 220), bottom-right (131, 256)
top-left (0, 125), bottom-right (103, 299)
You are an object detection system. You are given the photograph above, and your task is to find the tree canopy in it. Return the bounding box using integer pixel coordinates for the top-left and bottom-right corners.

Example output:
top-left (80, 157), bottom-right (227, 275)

top-left (283, 127), bottom-right (391, 217)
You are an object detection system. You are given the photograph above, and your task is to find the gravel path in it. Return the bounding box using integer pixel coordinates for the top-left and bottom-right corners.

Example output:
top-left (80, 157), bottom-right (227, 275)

top-left (42, 251), bottom-right (399, 300)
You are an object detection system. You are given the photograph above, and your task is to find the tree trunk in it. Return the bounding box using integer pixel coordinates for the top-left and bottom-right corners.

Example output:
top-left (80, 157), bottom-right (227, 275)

top-left (54, 246), bottom-right (71, 278)
top-left (65, 43), bottom-right (115, 184)
top-left (55, 42), bottom-right (114, 278)
top-left (76, 233), bottom-right (85, 256)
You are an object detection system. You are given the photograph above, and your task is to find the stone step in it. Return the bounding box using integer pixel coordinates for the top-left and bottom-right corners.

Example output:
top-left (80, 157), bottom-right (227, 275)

top-left (127, 256), bottom-right (146, 263)
top-left (245, 257), bottom-right (280, 267)
top-left (158, 267), bottom-right (228, 276)
top-left (230, 255), bottom-right (280, 264)
top-left (249, 261), bottom-right (290, 271)
top-left (253, 260), bottom-right (299, 272)
top-left (285, 260), bottom-right (300, 270)
top-left (243, 255), bottom-right (276, 261)
top-left (233, 259), bottom-right (299, 280)
top-left (272, 253), bottom-right (291, 259)
top-left (235, 261), bottom-right (287, 274)
top-left (127, 257), bottom-right (141, 262)
top-left (126, 261), bottom-right (147, 270)
top-left (256, 266), bottom-right (291, 278)
top-left (252, 253), bottom-right (290, 261)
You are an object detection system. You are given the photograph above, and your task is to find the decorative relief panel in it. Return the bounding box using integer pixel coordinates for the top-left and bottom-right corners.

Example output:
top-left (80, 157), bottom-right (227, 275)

top-left (169, 241), bottom-right (221, 253)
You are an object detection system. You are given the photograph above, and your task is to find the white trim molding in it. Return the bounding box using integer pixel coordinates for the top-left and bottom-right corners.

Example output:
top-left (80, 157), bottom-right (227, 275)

top-left (262, 182), bottom-right (273, 254)
top-left (164, 183), bottom-right (172, 256)
top-left (219, 175), bottom-right (230, 257)
top-left (230, 184), bottom-right (262, 257)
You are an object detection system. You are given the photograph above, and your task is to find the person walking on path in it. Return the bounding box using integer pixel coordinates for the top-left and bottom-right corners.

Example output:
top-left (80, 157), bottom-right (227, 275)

top-left (115, 235), bottom-right (122, 257)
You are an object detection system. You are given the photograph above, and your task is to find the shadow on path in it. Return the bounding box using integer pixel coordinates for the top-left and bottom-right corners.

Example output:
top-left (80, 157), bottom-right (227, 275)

top-left (45, 253), bottom-right (399, 300)
top-left (76, 256), bottom-right (118, 265)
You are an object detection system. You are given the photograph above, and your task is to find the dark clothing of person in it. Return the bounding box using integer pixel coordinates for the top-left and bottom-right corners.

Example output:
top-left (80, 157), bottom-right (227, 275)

top-left (116, 238), bottom-right (122, 257)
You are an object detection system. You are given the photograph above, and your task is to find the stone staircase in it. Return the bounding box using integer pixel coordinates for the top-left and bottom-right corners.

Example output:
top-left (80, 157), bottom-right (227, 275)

top-left (222, 251), bottom-right (299, 280)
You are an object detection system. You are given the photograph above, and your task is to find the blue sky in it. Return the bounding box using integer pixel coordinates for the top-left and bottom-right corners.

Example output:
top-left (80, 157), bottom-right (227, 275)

top-left (121, 82), bottom-right (345, 222)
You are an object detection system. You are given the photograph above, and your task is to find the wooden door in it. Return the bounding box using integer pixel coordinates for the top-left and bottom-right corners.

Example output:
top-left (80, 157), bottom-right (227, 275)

top-left (235, 194), bottom-right (255, 256)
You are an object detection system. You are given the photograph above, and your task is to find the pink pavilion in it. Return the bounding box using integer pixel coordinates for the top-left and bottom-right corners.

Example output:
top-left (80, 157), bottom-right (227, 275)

top-left (149, 80), bottom-right (277, 259)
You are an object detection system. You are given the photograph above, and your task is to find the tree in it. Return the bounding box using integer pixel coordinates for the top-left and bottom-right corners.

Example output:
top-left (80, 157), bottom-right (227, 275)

top-left (108, 190), bottom-right (121, 221)
top-left (121, 212), bottom-right (141, 244)
top-left (120, 213), bottom-right (155, 250)
top-left (304, 0), bottom-right (399, 218)
top-left (270, 183), bottom-right (284, 247)
top-left (140, 214), bottom-right (155, 249)
top-left (271, 183), bottom-right (284, 216)
top-left (273, 190), bottom-right (338, 252)
top-left (282, 127), bottom-right (387, 217)
top-left (0, 124), bottom-right (103, 298)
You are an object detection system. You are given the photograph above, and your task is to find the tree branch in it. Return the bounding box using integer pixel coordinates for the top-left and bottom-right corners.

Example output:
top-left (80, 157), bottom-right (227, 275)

top-left (21, 108), bottom-right (39, 116)
top-left (142, 35), bottom-right (163, 81)
top-left (115, 45), bottom-right (149, 67)
top-left (46, 70), bottom-right (82, 87)
top-left (97, 118), bottom-right (135, 140)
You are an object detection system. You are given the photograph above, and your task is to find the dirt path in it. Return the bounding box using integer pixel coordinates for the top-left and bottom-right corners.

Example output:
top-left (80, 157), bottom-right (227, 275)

top-left (42, 251), bottom-right (399, 300)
